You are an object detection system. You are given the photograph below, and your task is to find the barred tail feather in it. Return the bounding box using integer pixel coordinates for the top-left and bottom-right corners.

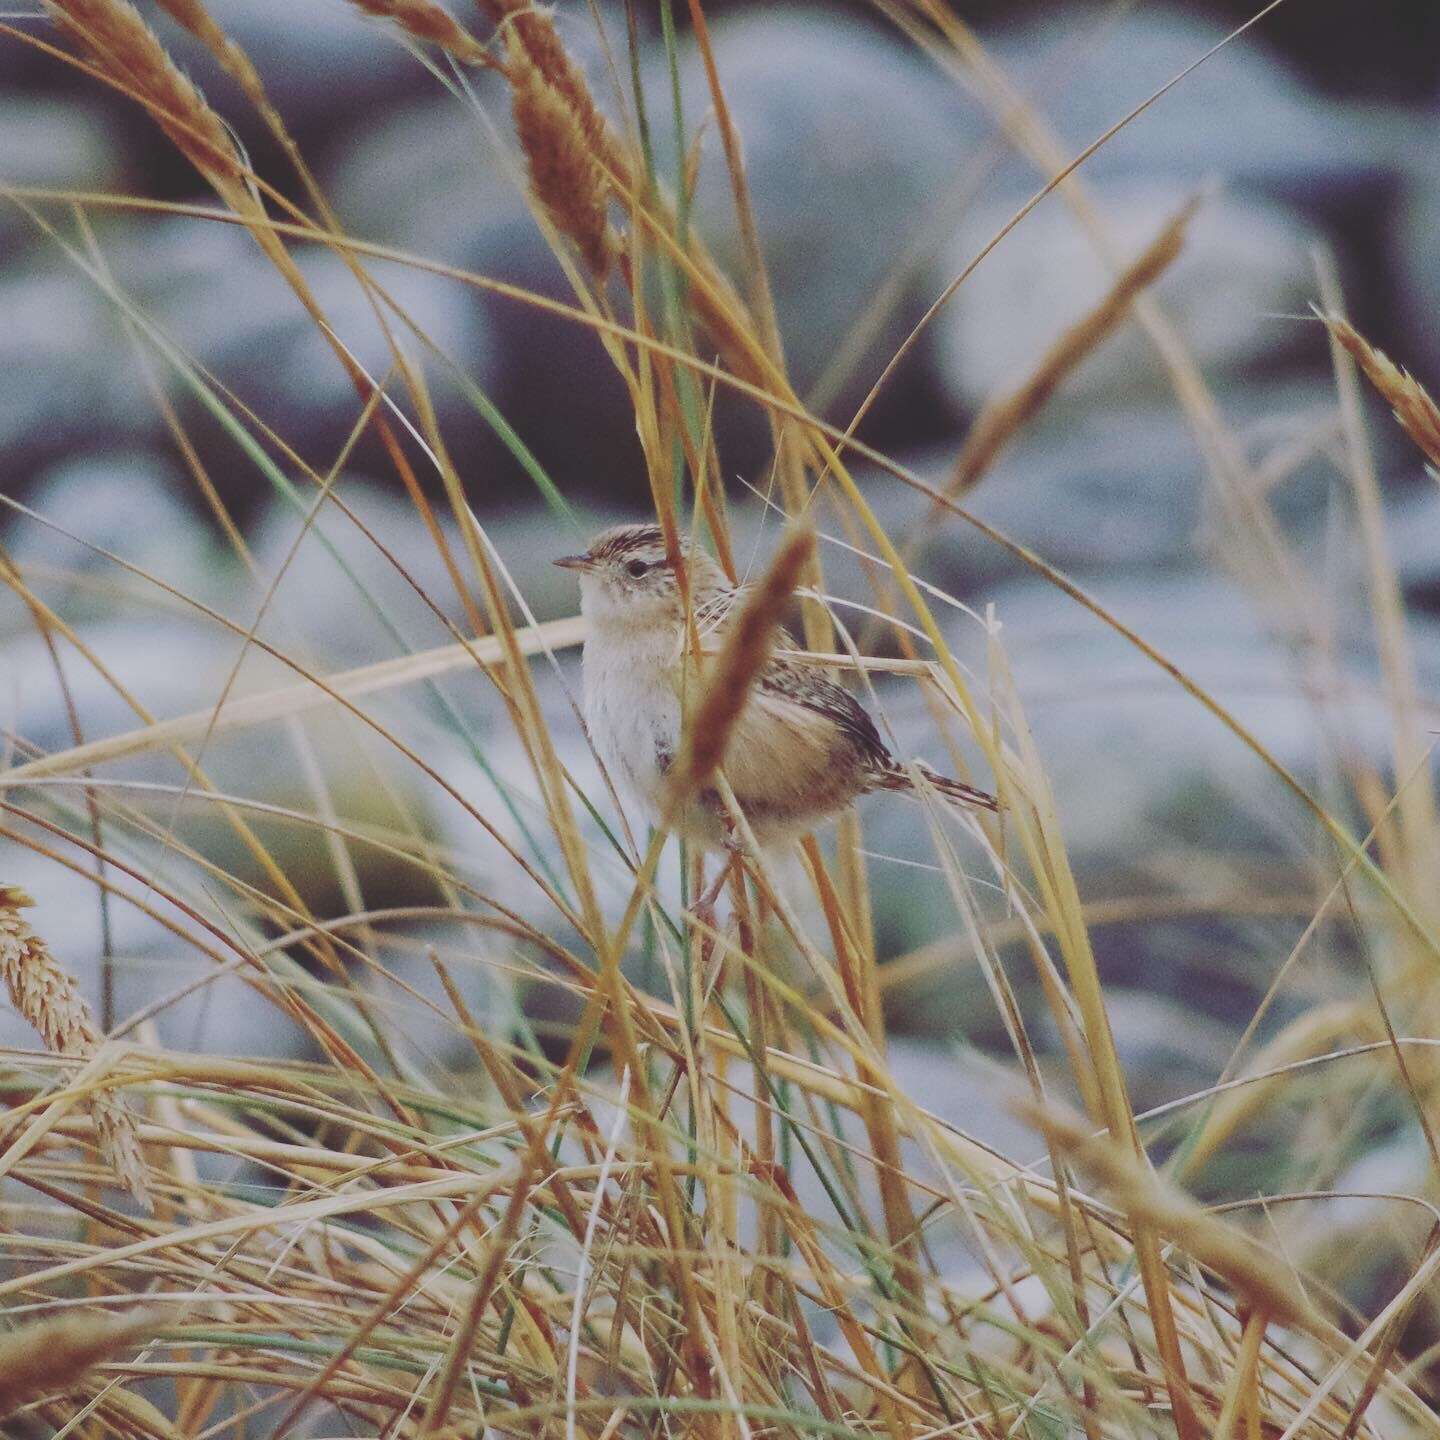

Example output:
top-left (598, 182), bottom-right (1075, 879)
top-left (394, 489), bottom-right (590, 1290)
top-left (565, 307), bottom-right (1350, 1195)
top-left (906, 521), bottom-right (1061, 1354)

top-left (875, 761), bottom-right (998, 813)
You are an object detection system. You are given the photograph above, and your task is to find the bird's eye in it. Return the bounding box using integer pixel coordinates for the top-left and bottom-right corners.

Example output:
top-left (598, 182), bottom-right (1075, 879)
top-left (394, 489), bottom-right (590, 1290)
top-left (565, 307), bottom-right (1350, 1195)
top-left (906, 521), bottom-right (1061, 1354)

top-left (625, 558), bottom-right (649, 579)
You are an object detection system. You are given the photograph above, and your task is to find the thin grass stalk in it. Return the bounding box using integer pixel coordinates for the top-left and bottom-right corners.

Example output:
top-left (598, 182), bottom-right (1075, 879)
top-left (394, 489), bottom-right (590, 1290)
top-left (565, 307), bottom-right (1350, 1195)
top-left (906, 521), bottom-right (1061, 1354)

top-left (1318, 265), bottom-right (1440, 915)
top-left (947, 193), bottom-right (1196, 500)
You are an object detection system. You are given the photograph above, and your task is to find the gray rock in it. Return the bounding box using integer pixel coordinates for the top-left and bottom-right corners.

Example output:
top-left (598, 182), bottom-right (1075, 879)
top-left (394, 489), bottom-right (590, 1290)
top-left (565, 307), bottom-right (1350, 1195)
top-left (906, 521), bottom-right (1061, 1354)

top-left (829, 378), bottom-right (1342, 603)
top-left (0, 266), bottom-right (154, 463)
top-left (325, 93), bottom-right (518, 265)
top-left (9, 450), bottom-right (230, 616)
top-left (1067, 987), bottom-right (1233, 1112)
top-left (985, 6), bottom-right (1395, 212)
top-left (1385, 487), bottom-right (1440, 605)
top-left (933, 181), bottom-right (1319, 411)
top-left (7, 614), bottom-right (233, 763)
top-left (947, 570), bottom-right (1398, 869)
top-left (248, 474), bottom-right (473, 668)
top-left (1387, 119), bottom-right (1440, 393)
top-left (150, 0), bottom-right (438, 134)
top-left (106, 215), bottom-right (498, 477)
top-left (0, 847), bottom-right (306, 1062)
top-left (320, 7), bottom-right (655, 502)
top-left (0, 97), bottom-right (123, 246)
top-left (646, 7), bottom-right (988, 418)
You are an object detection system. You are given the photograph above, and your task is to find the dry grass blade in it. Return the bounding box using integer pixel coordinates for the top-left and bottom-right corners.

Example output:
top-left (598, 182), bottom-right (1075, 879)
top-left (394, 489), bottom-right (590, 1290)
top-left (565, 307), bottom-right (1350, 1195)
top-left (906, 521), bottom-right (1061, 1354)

top-left (43, 0), bottom-right (241, 180)
top-left (2, 615), bottom-right (587, 782)
top-left (0, 1308), bottom-right (162, 1417)
top-left (946, 193), bottom-right (1199, 499)
top-left (1018, 1096), bottom-right (1323, 1334)
top-left (0, 886), bottom-right (152, 1210)
top-left (1319, 311), bottom-right (1440, 469)
top-left (663, 525), bottom-right (815, 814)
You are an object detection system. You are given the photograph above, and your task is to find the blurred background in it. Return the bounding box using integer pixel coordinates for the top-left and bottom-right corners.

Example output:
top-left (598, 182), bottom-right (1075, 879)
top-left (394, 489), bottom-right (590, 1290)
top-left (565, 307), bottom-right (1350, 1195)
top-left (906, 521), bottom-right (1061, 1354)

top-left (5, 0), bottom-right (1440, 1276)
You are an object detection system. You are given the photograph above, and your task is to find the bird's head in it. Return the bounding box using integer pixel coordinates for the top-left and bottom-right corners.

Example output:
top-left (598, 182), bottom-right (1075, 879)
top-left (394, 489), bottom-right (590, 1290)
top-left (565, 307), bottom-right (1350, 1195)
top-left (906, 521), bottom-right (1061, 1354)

top-left (554, 524), bottom-right (728, 629)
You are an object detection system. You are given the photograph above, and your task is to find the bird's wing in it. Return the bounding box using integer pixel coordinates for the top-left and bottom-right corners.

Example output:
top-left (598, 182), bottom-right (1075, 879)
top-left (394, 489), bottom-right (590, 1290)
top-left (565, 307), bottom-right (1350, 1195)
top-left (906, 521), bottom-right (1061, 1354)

top-left (684, 585), bottom-right (893, 768)
top-left (753, 653), bottom-right (893, 772)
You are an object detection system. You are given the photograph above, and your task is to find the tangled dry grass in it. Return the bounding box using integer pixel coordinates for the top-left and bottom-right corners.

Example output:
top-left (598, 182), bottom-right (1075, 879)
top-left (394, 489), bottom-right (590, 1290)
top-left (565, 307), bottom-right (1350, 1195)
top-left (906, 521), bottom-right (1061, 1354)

top-left (3, 1), bottom-right (1440, 1437)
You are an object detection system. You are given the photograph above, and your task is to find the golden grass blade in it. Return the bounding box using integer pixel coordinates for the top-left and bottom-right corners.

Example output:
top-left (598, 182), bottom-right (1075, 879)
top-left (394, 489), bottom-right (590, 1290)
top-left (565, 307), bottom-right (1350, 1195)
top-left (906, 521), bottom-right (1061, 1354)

top-left (0, 1308), bottom-right (162, 1417)
top-left (1019, 1098), bottom-right (1322, 1334)
top-left (3, 616), bottom-right (587, 783)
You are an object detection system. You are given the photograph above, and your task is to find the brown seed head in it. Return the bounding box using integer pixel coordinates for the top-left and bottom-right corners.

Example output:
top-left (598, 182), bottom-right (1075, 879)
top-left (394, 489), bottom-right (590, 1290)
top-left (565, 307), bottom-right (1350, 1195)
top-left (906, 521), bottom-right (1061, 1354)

top-left (507, 30), bottom-right (614, 277)
top-left (1323, 312), bottom-right (1440, 470)
top-left (343, 0), bottom-right (495, 67)
top-left (0, 1308), bottom-right (162, 1418)
top-left (46, 0), bottom-right (241, 180)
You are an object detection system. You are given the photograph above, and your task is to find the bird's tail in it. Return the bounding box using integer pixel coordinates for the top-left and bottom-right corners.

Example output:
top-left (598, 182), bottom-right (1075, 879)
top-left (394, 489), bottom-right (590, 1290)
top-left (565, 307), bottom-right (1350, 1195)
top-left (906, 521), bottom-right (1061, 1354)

top-left (875, 761), bottom-right (999, 813)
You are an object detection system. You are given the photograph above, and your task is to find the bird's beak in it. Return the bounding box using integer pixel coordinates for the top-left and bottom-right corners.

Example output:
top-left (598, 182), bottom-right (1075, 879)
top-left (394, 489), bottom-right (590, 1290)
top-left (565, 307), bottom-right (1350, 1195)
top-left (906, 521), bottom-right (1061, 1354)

top-left (553, 551), bottom-right (594, 572)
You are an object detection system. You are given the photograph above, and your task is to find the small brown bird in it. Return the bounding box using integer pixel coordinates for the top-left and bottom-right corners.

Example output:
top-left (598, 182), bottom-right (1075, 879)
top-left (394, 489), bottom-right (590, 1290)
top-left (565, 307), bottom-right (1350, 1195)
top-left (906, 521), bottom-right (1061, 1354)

top-left (555, 524), bottom-right (996, 871)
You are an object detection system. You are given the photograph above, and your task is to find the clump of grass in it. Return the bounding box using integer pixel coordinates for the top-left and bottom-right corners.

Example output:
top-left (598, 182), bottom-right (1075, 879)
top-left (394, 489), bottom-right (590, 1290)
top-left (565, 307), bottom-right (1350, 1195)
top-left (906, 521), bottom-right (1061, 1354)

top-left (2, 1), bottom-right (1439, 1438)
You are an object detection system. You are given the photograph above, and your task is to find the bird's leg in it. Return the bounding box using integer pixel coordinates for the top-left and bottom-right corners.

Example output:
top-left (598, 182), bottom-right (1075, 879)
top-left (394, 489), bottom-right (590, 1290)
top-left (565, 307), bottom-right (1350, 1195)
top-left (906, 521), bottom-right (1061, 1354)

top-left (689, 826), bottom-right (744, 957)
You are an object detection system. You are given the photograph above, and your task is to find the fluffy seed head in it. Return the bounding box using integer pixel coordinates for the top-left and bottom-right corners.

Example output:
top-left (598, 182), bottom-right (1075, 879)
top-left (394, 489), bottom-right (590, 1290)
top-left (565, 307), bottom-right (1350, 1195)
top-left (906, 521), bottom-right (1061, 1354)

top-left (46, 0), bottom-right (242, 181)
top-left (507, 31), bottom-right (614, 277)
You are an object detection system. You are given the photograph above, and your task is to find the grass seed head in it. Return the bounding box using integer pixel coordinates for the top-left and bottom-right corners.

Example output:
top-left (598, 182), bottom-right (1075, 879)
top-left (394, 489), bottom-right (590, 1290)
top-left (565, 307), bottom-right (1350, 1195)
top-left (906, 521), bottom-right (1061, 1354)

top-left (0, 886), bottom-right (152, 1211)
top-left (1323, 312), bottom-right (1440, 470)
top-left (0, 1308), bottom-right (162, 1418)
top-left (343, 0), bottom-right (494, 67)
top-left (46, 0), bottom-right (243, 181)
top-left (507, 30), bottom-right (614, 278)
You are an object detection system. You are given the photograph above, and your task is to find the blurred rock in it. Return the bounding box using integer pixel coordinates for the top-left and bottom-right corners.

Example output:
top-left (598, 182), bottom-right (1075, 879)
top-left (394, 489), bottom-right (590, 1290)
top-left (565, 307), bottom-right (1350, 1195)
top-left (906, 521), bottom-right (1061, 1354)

top-left (647, 6), bottom-right (987, 434)
top-left (985, 6), bottom-right (1397, 216)
top-left (829, 379), bottom-right (1341, 603)
top-left (1386, 487), bottom-right (1440, 611)
top-left (325, 93), bottom-right (517, 265)
top-left (249, 474), bottom-right (471, 667)
top-left (1387, 120), bottom-right (1440, 394)
top-left (0, 846), bottom-right (307, 1061)
top-left (933, 182), bottom-right (1319, 411)
top-left (0, 266), bottom-right (154, 467)
top-left (150, 0), bottom-right (438, 137)
top-left (0, 97), bottom-right (123, 246)
top-left (9, 449), bottom-right (229, 616)
top-left (324, 10), bottom-right (651, 504)
top-left (106, 215), bottom-right (499, 501)
top-left (952, 570), bottom-right (1401, 871)
top-left (1068, 987), bottom-right (1232, 1111)
top-left (7, 613), bottom-right (233, 763)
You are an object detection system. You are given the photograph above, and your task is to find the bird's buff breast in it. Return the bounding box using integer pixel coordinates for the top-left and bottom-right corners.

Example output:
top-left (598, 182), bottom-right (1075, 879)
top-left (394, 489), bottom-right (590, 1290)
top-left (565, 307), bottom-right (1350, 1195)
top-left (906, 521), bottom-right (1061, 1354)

top-left (581, 623), bottom-right (866, 851)
top-left (582, 629), bottom-right (684, 823)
